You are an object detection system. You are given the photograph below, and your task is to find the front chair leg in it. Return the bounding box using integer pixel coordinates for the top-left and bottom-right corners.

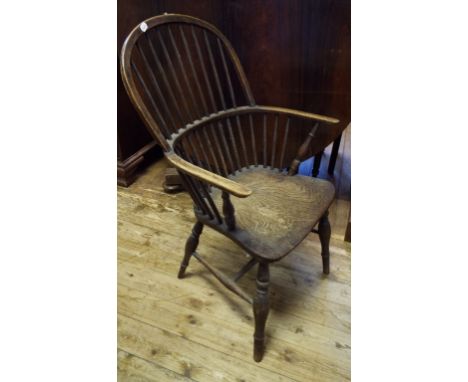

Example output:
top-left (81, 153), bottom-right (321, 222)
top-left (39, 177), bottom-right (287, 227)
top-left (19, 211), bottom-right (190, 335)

top-left (178, 222), bottom-right (203, 279)
top-left (253, 262), bottom-right (270, 362)
top-left (318, 211), bottom-right (331, 274)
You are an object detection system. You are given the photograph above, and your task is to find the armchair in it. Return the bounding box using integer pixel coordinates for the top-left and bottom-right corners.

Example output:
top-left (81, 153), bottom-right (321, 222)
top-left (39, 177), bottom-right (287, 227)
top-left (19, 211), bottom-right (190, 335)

top-left (120, 13), bottom-right (339, 362)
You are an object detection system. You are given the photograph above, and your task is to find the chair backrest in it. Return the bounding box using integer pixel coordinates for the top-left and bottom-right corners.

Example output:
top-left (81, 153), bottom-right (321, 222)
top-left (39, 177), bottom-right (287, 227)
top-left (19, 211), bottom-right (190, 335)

top-left (120, 13), bottom-right (256, 151)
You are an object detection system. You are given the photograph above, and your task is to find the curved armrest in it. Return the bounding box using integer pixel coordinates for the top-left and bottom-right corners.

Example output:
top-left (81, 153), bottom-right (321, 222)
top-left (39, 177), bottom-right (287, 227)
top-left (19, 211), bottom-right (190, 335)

top-left (165, 152), bottom-right (252, 198)
top-left (257, 105), bottom-right (340, 124)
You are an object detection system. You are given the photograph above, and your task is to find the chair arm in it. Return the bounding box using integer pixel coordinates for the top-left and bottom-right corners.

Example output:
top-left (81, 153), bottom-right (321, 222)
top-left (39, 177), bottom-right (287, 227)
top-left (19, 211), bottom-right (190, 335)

top-left (256, 105), bottom-right (340, 125)
top-left (165, 152), bottom-right (252, 198)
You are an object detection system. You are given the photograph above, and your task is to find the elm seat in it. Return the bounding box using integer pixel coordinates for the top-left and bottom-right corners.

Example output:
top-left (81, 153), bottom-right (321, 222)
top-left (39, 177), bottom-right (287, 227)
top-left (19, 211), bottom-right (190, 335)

top-left (211, 167), bottom-right (335, 261)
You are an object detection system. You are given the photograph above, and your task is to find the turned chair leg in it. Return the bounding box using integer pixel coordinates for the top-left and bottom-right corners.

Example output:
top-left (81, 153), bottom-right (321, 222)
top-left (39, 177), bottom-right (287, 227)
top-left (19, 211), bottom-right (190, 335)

top-left (253, 262), bottom-right (270, 362)
top-left (178, 222), bottom-right (203, 279)
top-left (318, 211), bottom-right (331, 274)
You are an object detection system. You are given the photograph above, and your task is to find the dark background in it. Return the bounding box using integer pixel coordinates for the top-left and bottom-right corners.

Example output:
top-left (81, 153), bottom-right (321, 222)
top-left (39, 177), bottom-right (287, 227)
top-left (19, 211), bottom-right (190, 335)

top-left (117, 0), bottom-right (350, 184)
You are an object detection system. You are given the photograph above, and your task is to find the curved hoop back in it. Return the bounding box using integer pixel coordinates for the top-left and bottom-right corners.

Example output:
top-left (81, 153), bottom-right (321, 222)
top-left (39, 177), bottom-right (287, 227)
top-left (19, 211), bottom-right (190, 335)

top-left (120, 14), bottom-right (256, 150)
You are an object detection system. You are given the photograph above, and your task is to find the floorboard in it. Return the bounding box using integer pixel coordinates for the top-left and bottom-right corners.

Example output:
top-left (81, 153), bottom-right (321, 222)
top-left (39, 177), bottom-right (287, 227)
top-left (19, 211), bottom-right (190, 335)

top-left (118, 139), bottom-right (351, 381)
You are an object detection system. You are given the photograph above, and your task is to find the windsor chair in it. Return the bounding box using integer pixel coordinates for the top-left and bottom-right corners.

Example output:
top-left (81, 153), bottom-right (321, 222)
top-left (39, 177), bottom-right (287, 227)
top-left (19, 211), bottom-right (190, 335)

top-left (120, 13), bottom-right (339, 362)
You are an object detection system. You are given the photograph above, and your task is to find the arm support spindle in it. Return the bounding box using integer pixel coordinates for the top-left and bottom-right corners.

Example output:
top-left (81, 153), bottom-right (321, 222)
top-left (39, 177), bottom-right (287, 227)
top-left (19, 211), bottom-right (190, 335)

top-left (287, 123), bottom-right (319, 175)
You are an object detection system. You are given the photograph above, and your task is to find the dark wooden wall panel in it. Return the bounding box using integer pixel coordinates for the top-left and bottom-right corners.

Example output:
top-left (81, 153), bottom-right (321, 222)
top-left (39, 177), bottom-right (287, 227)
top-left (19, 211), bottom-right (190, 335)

top-left (118, 0), bottom-right (350, 179)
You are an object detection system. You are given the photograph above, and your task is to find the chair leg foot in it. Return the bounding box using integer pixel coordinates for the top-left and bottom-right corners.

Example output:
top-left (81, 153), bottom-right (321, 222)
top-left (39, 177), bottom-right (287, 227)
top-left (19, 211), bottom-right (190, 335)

top-left (253, 262), bottom-right (270, 362)
top-left (178, 222), bottom-right (203, 279)
top-left (318, 211), bottom-right (331, 275)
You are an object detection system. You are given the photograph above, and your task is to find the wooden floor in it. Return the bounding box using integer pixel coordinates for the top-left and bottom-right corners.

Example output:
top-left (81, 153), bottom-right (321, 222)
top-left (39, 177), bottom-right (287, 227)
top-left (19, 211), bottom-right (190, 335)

top-left (118, 130), bottom-right (351, 381)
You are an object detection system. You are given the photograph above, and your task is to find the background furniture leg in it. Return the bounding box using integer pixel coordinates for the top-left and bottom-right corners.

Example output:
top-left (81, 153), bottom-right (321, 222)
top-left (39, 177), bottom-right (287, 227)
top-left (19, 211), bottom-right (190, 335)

top-left (318, 211), bottom-right (331, 274)
top-left (253, 262), bottom-right (270, 362)
top-left (163, 167), bottom-right (185, 193)
top-left (344, 206), bottom-right (351, 242)
top-left (328, 133), bottom-right (342, 175)
top-left (312, 151), bottom-right (323, 177)
top-left (178, 222), bottom-right (204, 279)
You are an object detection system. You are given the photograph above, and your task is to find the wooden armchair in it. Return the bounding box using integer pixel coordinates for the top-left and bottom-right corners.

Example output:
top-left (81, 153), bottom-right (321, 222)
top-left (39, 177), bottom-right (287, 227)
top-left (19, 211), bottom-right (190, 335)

top-left (120, 13), bottom-right (339, 362)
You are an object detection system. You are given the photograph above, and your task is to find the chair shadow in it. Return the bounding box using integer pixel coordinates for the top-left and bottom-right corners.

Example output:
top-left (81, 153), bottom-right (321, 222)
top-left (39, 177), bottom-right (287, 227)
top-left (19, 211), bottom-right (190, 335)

top-left (185, 235), bottom-right (326, 322)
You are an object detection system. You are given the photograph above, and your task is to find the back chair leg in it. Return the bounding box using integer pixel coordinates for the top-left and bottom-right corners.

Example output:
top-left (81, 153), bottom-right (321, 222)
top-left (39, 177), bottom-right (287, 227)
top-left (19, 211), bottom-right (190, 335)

top-left (318, 211), bottom-right (331, 274)
top-left (253, 262), bottom-right (270, 362)
top-left (178, 222), bottom-right (204, 279)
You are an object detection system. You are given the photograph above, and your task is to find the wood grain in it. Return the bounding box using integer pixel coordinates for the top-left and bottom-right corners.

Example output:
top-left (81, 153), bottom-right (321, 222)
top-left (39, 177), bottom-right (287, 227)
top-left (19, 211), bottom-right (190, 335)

top-left (209, 167), bottom-right (335, 261)
top-left (118, 349), bottom-right (192, 381)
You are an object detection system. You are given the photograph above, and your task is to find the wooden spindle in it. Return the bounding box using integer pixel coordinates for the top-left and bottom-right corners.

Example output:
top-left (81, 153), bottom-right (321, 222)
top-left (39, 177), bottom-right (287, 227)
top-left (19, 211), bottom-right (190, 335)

top-left (203, 183), bottom-right (223, 224)
top-left (194, 131), bottom-right (212, 171)
top-left (133, 46), bottom-right (173, 137)
top-left (271, 115), bottom-right (278, 168)
top-left (287, 122), bottom-right (319, 175)
top-left (191, 132), bottom-right (213, 172)
top-left (204, 32), bottom-right (241, 170)
top-left (217, 38), bottom-right (236, 108)
top-left (156, 30), bottom-right (194, 122)
top-left (185, 174), bottom-right (213, 219)
top-left (179, 26), bottom-right (209, 115)
top-left (194, 178), bottom-right (222, 224)
top-left (167, 26), bottom-right (200, 120)
top-left (217, 120), bottom-right (236, 174)
top-left (183, 135), bottom-right (199, 166)
top-left (279, 118), bottom-right (290, 171)
top-left (201, 127), bottom-right (222, 175)
top-left (204, 30), bottom-right (227, 110)
top-left (191, 26), bottom-right (217, 113)
top-left (178, 172), bottom-right (209, 217)
top-left (209, 123), bottom-right (228, 176)
top-left (145, 34), bottom-right (186, 127)
top-left (130, 61), bottom-right (172, 138)
top-left (249, 114), bottom-right (258, 166)
top-left (180, 139), bottom-right (197, 166)
top-left (236, 115), bottom-right (249, 168)
top-left (222, 191), bottom-right (236, 230)
top-left (226, 118), bottom-right (242, 171)
top-left (217, 38), bottom-right (248, 167)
